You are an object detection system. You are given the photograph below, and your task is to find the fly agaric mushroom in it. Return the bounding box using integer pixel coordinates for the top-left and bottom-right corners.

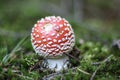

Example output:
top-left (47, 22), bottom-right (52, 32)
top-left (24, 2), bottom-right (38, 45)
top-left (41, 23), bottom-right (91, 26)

top-left (31, 16), bottom-right (75, 71)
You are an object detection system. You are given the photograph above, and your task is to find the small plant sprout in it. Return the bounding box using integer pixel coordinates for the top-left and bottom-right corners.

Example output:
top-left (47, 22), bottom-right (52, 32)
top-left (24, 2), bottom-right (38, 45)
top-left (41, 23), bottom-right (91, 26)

top-left (31, 16), bottom-right (75, 72)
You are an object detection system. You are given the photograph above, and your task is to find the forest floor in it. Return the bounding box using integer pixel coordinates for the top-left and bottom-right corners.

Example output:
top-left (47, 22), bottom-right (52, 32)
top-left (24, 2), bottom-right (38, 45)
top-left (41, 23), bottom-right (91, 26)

top-left (0, 19), bottom-right (120, 80)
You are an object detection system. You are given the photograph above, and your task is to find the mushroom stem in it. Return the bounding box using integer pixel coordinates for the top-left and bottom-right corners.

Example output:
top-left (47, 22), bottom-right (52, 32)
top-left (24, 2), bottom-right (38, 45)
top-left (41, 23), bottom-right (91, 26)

top-left (45, 55), bottom-right (69, 72)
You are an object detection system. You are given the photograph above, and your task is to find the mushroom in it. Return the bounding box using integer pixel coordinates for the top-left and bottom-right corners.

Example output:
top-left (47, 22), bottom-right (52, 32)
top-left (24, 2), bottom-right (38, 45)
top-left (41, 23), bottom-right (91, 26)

top-left (31, 16), bottom-right (75, 71)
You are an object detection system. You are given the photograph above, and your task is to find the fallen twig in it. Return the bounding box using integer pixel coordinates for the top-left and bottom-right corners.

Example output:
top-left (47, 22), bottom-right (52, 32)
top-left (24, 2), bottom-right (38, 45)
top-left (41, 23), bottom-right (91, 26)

top-left (64, 52), bottom-right (80, 63)
top-left (42, 67), bottom-right (90, 80)
top-left (90, 54), bottom-right (113, 80)
top-left (77, 67), bottom-right (91, 76)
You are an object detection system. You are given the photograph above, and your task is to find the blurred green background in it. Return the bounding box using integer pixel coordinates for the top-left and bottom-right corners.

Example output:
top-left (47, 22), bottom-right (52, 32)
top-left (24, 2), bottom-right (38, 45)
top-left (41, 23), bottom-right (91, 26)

top-left (0, 0), bottom-right (120, 47)
top-left (0, 0), bottom-right (120, 79)
top-left (0, 0), bottom-right (120, 42)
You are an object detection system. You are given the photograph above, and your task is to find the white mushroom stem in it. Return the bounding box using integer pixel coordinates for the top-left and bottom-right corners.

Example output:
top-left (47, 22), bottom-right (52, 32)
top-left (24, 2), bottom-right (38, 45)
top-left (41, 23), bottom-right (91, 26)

top-left (44, 55), bottom-right (69, 72)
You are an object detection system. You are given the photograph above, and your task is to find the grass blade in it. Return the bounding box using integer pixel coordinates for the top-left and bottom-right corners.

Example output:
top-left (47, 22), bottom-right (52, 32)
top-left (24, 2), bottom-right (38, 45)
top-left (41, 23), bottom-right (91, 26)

top-left (1, 35), bottom-right (29, 64)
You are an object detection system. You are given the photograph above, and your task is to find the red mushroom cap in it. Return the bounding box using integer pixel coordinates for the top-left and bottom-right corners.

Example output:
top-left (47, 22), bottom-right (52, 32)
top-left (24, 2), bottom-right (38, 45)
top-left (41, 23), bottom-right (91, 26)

top-left (31, 16), bottom-right (75, 58)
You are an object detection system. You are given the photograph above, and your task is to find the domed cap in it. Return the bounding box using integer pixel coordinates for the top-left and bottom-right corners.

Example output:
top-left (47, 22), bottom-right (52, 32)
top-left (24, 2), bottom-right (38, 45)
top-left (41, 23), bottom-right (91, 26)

top-left (31, 16), bottom-right (75, 58)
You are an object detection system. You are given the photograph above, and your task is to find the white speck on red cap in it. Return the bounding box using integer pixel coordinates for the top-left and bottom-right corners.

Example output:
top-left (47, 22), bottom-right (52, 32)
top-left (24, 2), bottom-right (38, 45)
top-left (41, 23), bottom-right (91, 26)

top-left (47, 38), bottom-right (52, 41)
top-left (59, 24), bottom-right (63, 28)
top-left (31, 16), bottom-right (75, 58)
top-left (37, 41), bottom-right (41, 43)
top-left (53, 39), bottom-right (57, 42)
top-left (58, 40), bottom-right (62, 43)
top-left (48, 41), bottom-right (53, 45)
top-left (51, 33), bottom-right (56, 36)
